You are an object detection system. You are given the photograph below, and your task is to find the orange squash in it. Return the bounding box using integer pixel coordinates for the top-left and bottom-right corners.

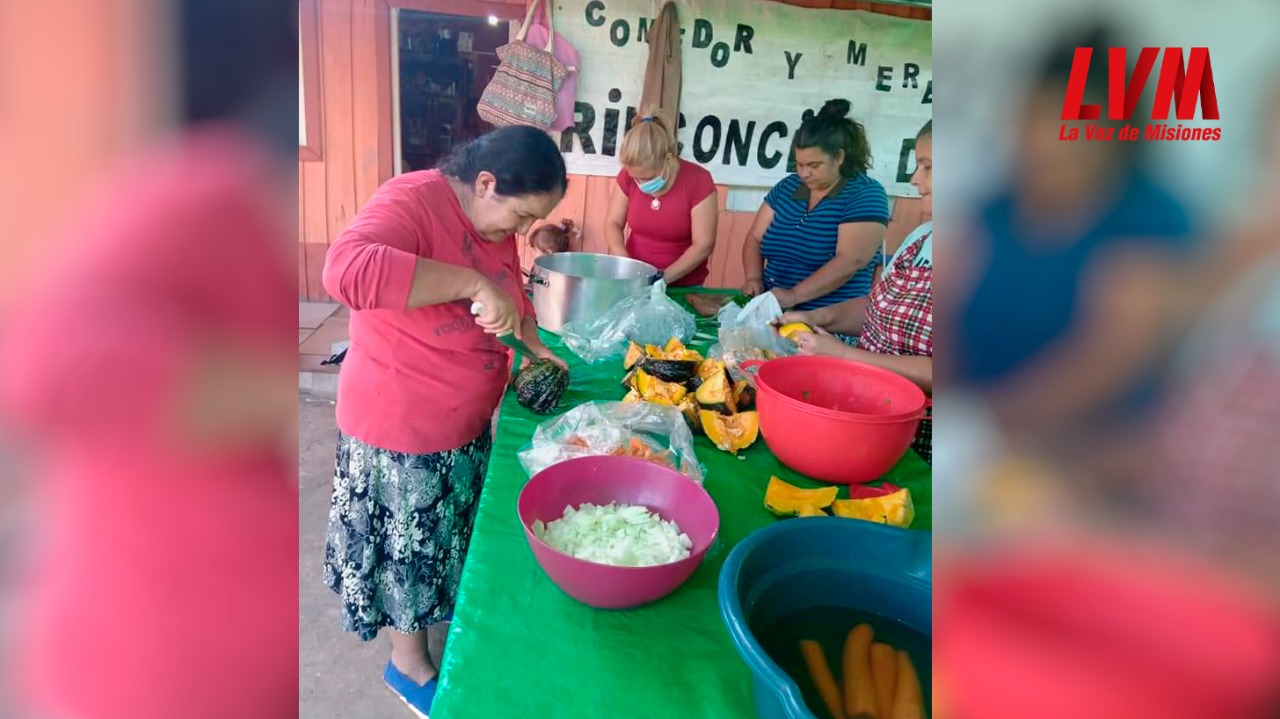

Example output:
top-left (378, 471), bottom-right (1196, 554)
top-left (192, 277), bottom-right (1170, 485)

top-left (764, 476), bottom-right (839, 517)
top-left (700, 410), bottom-right (759, 453)
top-left (634, 369), bottom-right (688, 405)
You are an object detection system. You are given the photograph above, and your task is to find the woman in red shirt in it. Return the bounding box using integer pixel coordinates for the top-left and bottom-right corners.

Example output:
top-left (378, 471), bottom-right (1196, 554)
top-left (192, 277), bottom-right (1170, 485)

top-left (321, 126), bottom-right (567, 716)
top-left (604, 113), bottom-right (719, 286)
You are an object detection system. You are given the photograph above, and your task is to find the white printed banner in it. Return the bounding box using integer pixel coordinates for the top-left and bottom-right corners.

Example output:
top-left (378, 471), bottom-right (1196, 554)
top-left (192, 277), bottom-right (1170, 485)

top-left (549, 0), bottom-right (932, 196)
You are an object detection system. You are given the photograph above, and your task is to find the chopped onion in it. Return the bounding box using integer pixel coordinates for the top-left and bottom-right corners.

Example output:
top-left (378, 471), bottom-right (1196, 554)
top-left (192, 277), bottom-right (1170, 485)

top-left (532, 502), bottom-right (693, 567)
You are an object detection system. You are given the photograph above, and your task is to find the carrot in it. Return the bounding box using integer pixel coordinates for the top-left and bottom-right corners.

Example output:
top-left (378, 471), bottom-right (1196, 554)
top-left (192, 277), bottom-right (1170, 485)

top-left (891, 650), bottom-right (925, 719)
top-left (799, 640), bottom-right (846, 719)
top-left (842, 624), bottom-right (878, 718)
top-left (870, 642), bottom-right (898, 717)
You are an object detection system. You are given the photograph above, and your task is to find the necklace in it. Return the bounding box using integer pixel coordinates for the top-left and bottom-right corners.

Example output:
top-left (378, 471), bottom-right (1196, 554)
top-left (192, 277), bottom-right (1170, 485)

top-left (650, 196), bottom-right (662, 210)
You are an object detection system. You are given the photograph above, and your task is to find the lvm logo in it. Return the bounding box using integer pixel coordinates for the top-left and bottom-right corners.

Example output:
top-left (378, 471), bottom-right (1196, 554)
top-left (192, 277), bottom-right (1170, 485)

top-left (1059, 47), bottom-right (1220, 142)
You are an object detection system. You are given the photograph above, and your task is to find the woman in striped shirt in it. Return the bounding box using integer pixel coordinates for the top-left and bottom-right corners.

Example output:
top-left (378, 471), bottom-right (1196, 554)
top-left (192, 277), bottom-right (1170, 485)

top-left (780, 120), bottom-right (933, 459)
top-left (742, 99), bottom-right (889, 311)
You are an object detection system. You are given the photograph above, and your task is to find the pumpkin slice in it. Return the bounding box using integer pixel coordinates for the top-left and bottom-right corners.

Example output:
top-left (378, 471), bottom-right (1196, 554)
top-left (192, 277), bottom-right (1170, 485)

top-left (696, 358), bottom-right (727, 381)
top-left (764, 476), bottom-right (839, 517)
top-left (635, 369), bottom-right (688, 406)
top-left (694, 370), bottom-right (737, 414)
top-left (734, 380), bottom-right (757, 411)
top-left (623, 341), bottom-right (645, 370)
top-left (700, 410), bottom-right (759, 453)
top-left (677, 395), bottom-right (703, 435)
top-left (663, 337), bottom-right (686, 356)
top-left (831, 488), bottom-right (915, 528)
top-left (622, 388), bottom-right (643, 404)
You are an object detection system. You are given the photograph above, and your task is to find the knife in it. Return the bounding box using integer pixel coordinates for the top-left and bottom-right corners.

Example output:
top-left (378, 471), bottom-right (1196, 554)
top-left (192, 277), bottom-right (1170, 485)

top-left (470, 302), bottom-right (539, 358)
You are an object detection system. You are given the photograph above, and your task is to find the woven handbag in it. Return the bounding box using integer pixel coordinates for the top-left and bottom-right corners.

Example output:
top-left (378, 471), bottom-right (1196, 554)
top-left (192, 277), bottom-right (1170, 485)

top-left (476, 0), bottom-right (568, 130)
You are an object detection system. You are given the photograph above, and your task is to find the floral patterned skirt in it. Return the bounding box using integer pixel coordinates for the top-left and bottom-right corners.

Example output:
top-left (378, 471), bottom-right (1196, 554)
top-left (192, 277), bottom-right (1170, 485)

top-left (323, 430), bottom-right (492, 641)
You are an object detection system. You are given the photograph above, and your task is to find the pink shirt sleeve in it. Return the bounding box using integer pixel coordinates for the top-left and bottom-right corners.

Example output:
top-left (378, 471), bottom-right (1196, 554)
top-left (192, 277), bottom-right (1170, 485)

top-left (322, 187), bottom-right (427, 311)
top-left (687, 164), bottom-right (716, 207)
top-left (616, 168), bottom-right (635, 195)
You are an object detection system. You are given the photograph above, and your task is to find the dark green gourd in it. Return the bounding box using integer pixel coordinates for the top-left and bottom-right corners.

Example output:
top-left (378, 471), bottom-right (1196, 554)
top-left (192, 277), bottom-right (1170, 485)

top-left (513, 359), bottom-right (569, 415)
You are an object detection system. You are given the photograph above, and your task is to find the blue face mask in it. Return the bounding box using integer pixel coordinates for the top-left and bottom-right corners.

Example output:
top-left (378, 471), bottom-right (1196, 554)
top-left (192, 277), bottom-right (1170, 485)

top-left (637, 166), bottom-right (668, 195)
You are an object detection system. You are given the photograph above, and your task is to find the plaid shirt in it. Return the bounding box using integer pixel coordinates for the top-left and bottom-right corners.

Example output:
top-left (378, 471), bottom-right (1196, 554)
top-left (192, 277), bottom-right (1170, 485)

top-left (858, 229), bottom-right (933, 357)
top-left (858, 228), bottom-right (933, 459)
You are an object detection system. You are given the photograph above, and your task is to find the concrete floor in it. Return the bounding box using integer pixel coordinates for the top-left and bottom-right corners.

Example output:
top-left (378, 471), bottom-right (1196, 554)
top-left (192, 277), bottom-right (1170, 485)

top-left (300, 395), bottom-right (448, 719)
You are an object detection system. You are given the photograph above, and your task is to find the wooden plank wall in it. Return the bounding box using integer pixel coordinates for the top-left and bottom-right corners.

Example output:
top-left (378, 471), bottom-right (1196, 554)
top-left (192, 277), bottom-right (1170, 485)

top-left (299, 0), bottom-right (931, 300)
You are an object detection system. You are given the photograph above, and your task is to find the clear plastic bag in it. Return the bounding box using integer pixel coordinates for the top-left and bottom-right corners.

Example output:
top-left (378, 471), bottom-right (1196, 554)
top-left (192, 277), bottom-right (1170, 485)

top-left (713, 292), bottom-right (796, 379)
top-left (517, 401), bottom-right (705, 482)
top-left (561, 279), bottom-right (697, 364)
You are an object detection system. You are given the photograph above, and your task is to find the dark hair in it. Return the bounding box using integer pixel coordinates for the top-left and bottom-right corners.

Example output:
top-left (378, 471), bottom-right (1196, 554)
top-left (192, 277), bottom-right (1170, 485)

top-left (794, 99), bottom-right (872, 177)
top-left (917, 120), bottom-right (932, 141)
top-left (178, 0), bottom-right (296, 125)
top-left (1033, 21), bottom-right (1143, 165)
top-left (528, 219), bottom-right (574, 254)
top-left (440, 125), bottom-right (568, 197)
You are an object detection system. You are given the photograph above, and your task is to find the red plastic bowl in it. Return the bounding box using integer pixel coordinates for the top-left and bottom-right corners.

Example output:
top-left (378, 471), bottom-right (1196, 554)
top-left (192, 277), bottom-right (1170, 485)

top-left (517, 455), bottom-right (720, 609)
top-left (743, 356), bottom-right (928, 484)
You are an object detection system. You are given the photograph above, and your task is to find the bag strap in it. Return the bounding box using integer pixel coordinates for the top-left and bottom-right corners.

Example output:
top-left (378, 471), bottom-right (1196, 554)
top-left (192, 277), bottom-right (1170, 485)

top-left (515, 0), bottom-right (540, 43)
top-left (542, 0), bottom-right (556, 52)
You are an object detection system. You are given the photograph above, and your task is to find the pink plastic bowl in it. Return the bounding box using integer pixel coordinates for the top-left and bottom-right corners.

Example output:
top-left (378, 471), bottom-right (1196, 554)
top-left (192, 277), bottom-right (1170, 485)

top-left (517, 455), bottom-right (720, 609)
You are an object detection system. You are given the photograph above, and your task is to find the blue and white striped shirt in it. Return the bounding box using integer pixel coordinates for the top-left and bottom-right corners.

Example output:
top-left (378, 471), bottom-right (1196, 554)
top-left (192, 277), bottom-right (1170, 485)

top-left (760, 173), bottom-right (890, 311)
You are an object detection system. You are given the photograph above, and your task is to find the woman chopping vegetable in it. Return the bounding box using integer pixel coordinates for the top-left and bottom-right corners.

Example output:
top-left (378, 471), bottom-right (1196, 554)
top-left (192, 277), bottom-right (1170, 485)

top-left (604, 112), bottom-right (719, 286)
top-left (742, 99), bottom-right (888, 311)
top-left (321, 125), bottom-right (568, 716)
top-left (779, 120), bottom-right (933, 460)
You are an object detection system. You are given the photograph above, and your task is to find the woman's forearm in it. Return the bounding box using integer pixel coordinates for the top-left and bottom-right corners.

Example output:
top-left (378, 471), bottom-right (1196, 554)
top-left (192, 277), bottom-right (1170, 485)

top-left (818, 297), bottom-right (869, 336)
top-left (520, 315), bottom-right (550, 355)
top-left (604, 221), bottom-right (628, 257)
top-left (407, 259), bottom-right (484, 308)
top-left (847, 349), bottom-right (933, 393)
top-left (790, 254), bottom-right (867, 306)
top-left (663, 243), bottom-right (714, 284)
top-left (742, 236), bottom-right (764, 282)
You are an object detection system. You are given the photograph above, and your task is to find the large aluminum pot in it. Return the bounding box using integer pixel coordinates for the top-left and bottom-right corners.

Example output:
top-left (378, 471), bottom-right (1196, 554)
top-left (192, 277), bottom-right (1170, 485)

top-left (528, 252), bottom-right (660, 334)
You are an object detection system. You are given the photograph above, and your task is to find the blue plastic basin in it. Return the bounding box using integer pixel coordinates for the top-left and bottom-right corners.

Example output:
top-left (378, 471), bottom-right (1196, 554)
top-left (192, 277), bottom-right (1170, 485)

top-left (718, 518), bottom-right (932, 719)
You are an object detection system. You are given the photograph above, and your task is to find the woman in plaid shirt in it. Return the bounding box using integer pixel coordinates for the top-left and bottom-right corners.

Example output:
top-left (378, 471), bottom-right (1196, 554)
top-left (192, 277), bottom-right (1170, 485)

top-left (778, 120), bottom-right (933, 460)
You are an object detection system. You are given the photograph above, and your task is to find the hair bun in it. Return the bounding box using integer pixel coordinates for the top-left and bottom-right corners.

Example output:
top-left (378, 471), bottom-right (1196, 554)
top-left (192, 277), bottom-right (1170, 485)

top-left (818, 99), bottom-right (851, 120)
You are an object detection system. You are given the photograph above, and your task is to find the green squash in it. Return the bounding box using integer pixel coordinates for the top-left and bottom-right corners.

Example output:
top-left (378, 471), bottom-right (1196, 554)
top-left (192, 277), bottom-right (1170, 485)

top-left (513, 359), bottom-right (570, 415)
top-left (639, 358), bottom-right (699, 383)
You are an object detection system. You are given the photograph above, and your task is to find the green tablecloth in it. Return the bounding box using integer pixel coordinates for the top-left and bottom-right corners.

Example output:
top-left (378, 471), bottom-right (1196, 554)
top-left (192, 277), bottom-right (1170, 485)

top-left (432, 290), bottom-right (931, 719)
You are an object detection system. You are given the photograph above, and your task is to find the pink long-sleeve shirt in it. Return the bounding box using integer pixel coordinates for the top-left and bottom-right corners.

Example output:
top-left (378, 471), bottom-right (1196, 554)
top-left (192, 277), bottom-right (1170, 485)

top-left (323, 170), bottom-right (532, 454)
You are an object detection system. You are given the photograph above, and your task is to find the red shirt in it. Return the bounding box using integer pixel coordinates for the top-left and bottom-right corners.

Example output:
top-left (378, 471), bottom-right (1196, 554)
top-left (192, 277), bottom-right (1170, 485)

top-left (323, 170), bottom-right (532, 454)
top-left (617, 159), bottom-right (716, 287)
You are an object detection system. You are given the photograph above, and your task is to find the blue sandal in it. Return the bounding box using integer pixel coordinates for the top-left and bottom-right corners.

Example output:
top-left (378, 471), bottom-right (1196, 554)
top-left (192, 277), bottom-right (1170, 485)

top-left (383, 660), bottom-right (438, 719)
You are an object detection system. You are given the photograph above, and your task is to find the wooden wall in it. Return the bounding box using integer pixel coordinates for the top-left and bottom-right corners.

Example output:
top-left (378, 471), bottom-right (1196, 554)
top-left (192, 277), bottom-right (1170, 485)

top-left (299, 0), bottom-right (931, 300)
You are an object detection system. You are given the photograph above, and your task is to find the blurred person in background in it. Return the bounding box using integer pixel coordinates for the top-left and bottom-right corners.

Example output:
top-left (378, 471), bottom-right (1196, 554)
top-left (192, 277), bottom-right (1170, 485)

top-left (932, 16), bottom-right (1280, 719)
top-left (1139, 82), bottom-right (1280, 584)
top-left (777, 119), bottom-right (933, 460)
top-left (949, 24), bottom-right (1198, 459)
top-left (742, 99), bottom-right (888, 314)
top-left (0, 1), bottom-right (299, 718)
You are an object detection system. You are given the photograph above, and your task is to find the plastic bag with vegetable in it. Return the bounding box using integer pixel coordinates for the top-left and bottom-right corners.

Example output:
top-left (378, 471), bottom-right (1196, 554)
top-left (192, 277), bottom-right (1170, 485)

top-left (560, 279), bottom-right (697, 364)
top-left (711, 291), bottom-right (796, 379)
top-left (518, 400), bottom-right (705, 482)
